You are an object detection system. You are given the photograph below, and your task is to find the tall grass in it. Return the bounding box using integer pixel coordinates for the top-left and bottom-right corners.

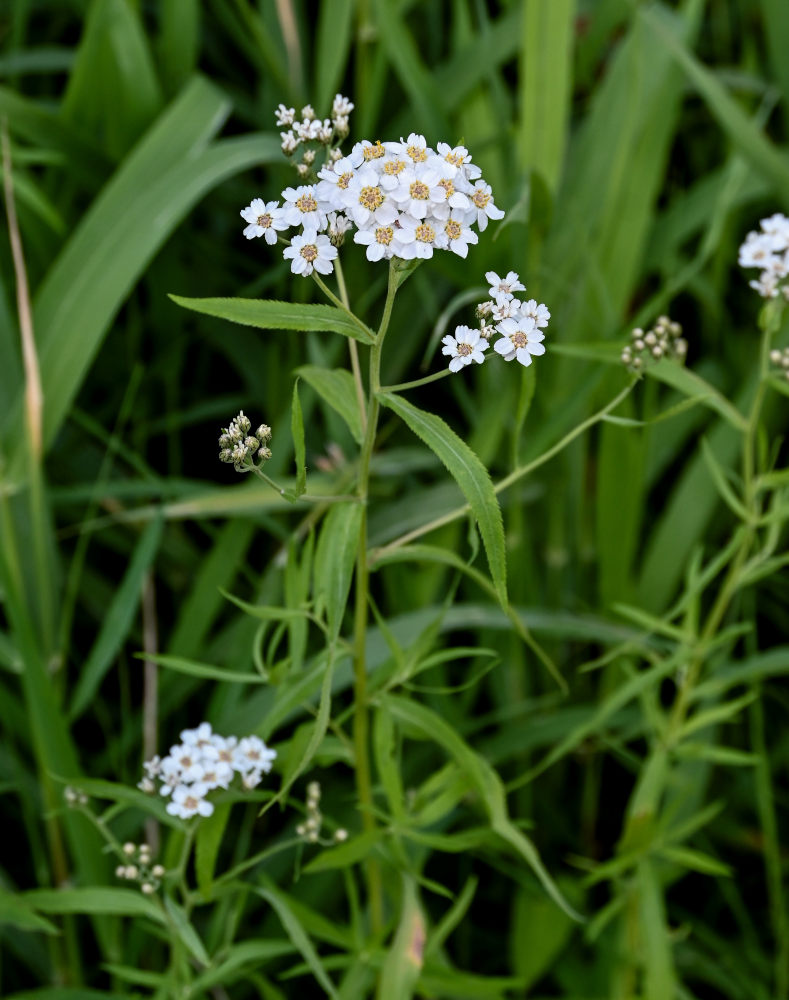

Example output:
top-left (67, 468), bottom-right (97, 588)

top-left (1, 1), bottom-right (788, 998)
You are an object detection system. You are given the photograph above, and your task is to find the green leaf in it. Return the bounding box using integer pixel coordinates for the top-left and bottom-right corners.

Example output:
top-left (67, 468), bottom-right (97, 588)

top-left (291, 379), bottom-right (307, 498)
top-left (679, 691), bottom-right (757, 739)
top-left (139, 653), bottom-right (268, 685)
top-left (255, 887), bottom-right (339, 999)
top-left (637, 859), bottom-right (676, 1000)
top-left (383, 695), bottom-right (581, 922)
top-left (297, 365), bottom-right (364, 444)
top-left (377, 877), bottom-right (424, 1000)
top-left (315, 0), bottom-right (355, 113)
top-left (196, 801), bottom-right (231, 900)
top-left (62, 777), bottom-right (182, 828)
top-left (378, 393), bottom-right (507, 606)
top-left (23, 887), bottom-right (164, 923)
top-left (70, 515), bottom-right (164, 720)
top-left (0, 889), bottom-right (59, 935)
top-left (169, 296), bottom-right (375, 344)
top-left (658, 845), bottom-right (732, 877)
top-left (646, 359), bottom-right (748, 431)
top-left (164, 896), bottom-right (209, 966)
top-left (314, 502), bottom-right (363, 640)
top-left (517, 0), bottom-right (574, 191)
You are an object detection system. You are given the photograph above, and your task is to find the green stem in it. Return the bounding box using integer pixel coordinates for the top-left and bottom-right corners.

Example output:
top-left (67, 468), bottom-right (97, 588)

top-left (352, 262), bottom-right (399, 934)
top-left (335, 259), bottom-right (368, 434)
top-left (381, 369), bottom-right (452, 393)
top-left (311, 271), bottom-right (373, 341)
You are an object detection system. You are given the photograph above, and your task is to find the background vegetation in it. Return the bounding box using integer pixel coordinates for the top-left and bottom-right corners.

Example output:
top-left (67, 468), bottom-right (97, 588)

top-left (1, 0), bottom-right (788, 997)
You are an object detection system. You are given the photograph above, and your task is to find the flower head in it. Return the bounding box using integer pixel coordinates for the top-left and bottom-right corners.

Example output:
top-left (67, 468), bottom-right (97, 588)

top-left (494, 317), bottom-right (545, 367)
top-left (739, 213), bottom-right (789, 299)
top-left (442, 326), bottom-right (489, 372)
top-left (283, 230), bottom-right (338, 276)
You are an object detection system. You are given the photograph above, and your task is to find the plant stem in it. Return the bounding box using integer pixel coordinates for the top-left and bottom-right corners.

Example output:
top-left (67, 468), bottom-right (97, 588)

top-left (335, 259), bottom-right (368, 434)
top-left (351, 262), bottom-right (398, 934)
top-left (380, 369), bottom-right (452, 393)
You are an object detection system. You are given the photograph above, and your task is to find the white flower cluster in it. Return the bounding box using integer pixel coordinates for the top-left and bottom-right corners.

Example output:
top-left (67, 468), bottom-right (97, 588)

top-left (738, 213), bottom-right (789, 299)
top-left (240, 110), bottom-right (504, 276)
top-left (138, 722), bottom-right (277, 820)
top-left (621, 315), bottom-right (687, 372)
top-left (276, 95), bottom-right (354, 165)
top-left (219, 411), bottom-right (272, 473)
top-left (441, 270), bottom-right (549, 373)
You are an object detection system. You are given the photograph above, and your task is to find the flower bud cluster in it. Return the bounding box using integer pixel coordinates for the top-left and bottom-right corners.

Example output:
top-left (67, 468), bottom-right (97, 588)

top-left (275, 95), bottom-right (354, 175)
top-left (138, 721), bottom-right (277, 820)
top-left (219, 411), bottom-right (272, 473)
top-left (769, 346), bottom-right (789, 381)
top-left (441, 270), bottom-right (549, 373)
top-left (738, 213), bottom-right (789, 299)
top-left (114, 842), bottom-right (165, 895)
top-left (295, 781), bottom-right (347, 846)
top-left (63, 786), bottom-right (88, 807)
top-left (621, 316), bottom-right (687, 371)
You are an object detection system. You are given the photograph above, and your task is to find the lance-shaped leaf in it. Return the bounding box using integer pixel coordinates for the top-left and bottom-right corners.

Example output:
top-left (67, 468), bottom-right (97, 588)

top-left (378, 392), bottom-right (507, 605)
top-left (169, 296), bottom-right (375, 344)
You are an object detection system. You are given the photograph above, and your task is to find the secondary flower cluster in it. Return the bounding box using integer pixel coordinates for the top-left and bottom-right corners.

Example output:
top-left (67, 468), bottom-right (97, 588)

top-left (114, 841), bottom-right (165, 895)
top-left (295, 780), bottom-right (348, 846)
top-left (441, 270), bottom-right (549, 372)
top-left (219, 411), bottom-right (272, 472)
top-left (621, 315), bottom-right (687, 371)
top-left (769, 345), bottom-right (789, 381)
top-left (138, 722), bottom-right (277, 820)
top-left (241, 101), bottom-right (504, 275)
top-left (738, 213), bottom-right (789, 299)
top-left (275, 94), bottom-right (353, 172)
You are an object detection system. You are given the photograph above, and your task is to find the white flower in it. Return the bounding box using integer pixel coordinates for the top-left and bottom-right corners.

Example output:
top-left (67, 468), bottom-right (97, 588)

top-left (485, 270), bottom-right (525, 299)
top-left (142, 755), bottom-right (161, 779)
top-left (317, 119), bottom-right (334, 144)
top-left (520, 298), bottom-right (551, 328)
top-left (275, 104), bottom-right (295, 126)
top-left (180, 722), bottom-right (214, 749)
top-left (168, 744), bottom-right (206, 783)
top-left (442, 325), bottom-right (489, 372)
top-left (466, 181), bottom-right (505, 231)
top-left (494, 317), bottom-right (546, 367)
top-left (316, 157), bottom-right (357, 209)
top-left (166, 783), bottom-right (214, 820)
top-left (236, 735), bottom-right (277, 774)
top-left (739, 214), bottom-right (789, 297)
top-left (242, 770), bottom-right (263, 790)
top-left (390, 163), bottom-right (444, 220)
top-left (200, 760), bottom-right (234, 790)
top-left (397, 215), bottom-right (439, 259)
top-left (283, 230), bottom-right (338, 276)
top-left (395, 132), bottom-right (430, 164)
top-left (343, 167), bottom-right (397, 228)
top-left (301, 104), bottom-right (316, 121)
top-left (491, 294), bottom-right (522, 322)
top-left (241, 198), bottom-right (288, 246)
top-left (354, 218), bottom-right (414, 261)
top-left (158, 757), bottom-right (183, 795)
top-left (429, 176), bottom-right (470, 218)
top-left (280, 130), bottom-right (298, 154)
top-left (435, 216), bottom-right (478, 258)
top-left (332, 94), bottom-right (354, 118)
top-left (281, 185), bottom-right (326, 229)
top-left (432, 142), bottom-right (481, 180)
top-left (349, 139), bottom-right (387, 167)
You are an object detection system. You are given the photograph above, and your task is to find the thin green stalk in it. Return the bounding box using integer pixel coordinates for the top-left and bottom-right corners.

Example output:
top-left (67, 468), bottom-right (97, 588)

top-left (380, 369), bottom-right (452, 393)
top-left (335, 258), bottom-right (368, 433)
top-left (311, 270), bottom-right (374, 341)
top-left (351, 262), bottom-right (399, 934)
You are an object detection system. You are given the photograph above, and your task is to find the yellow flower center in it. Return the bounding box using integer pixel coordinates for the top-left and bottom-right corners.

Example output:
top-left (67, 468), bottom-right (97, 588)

top-left (445, 220), bottom-right (462, 240)
top-left (410, 181), bottom-right (429, 201)
top-left (183, 796), bottom-right (198, 810)
top-left (438, 178), bottom-right (455, 197)
top-left (296, 193), bottom-right (318, 213)
top-left (363, 141), bottom-right (385, 160)
top-left (510, 331), bottom-right (528, 349)
top-left (472, 189), bottom-right (490, 209)
top-left (384, 159), bottom-right (406, 175)
top-left (359, 186), bottom-right (384, 210)
top-left (457, 342), bottom-right (473, 356)
top-left (375, 226), bottom-right (394, 245)
top-left (407, 144), bottom-right (428, 162)
top-left (446, 151), bottom-right (465, 166)
top-left (300, 244), bottom-right (318, 262)
top-left (337, 171), bottom-right (353, 189)
top-left (415, 223), bottom-right (435, 243)
top-left (256, 213), bottom-right (272, 227)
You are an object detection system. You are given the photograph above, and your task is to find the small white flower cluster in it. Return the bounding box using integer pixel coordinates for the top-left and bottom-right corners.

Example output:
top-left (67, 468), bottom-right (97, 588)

top-left (621, 315), bottom-right (687, 372)
top-left (441, 270), bottom-right (549, 373)
top-left (769, 345), bottom-right (789, 381)
top-left (295, 781), bottom-right (347, 846)
top-left (138, 721), bottom-right (277, 820)
top-left (276, 95), bottom-right (354, 169)
top-left (219, 411), bottom-right (272, 473)
top-left (63, 786), bottom-right (88, 807)
top-left (240, 109), bottom-right (504, 276)
top-left (738, 213), bottom-right (789, 299)
top-left (115, 841), bottom-right (165, 895)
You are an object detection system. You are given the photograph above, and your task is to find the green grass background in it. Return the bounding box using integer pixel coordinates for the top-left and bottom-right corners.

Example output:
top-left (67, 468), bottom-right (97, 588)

top-left (1, 0), bottom-right (788, 997)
